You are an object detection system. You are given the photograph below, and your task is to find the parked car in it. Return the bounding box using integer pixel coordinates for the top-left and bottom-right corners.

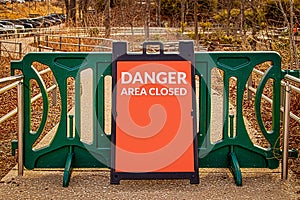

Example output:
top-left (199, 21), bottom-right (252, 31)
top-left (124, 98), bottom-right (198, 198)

top-left (0, 0), bottom-right (10, 4)
top-left (31, 17), bottom-right (51, 27)
top-left (19, 18), bottom-right (42, 28)
top-left (0, 21), bottom-right (17, 33)
top-left (44, 15), bottom-right (62, 25)
top-left (0, 20), bottom-right (24, 32)
top-left (49, 13), bottom-right (66, 23)
top-left (0, 23), bottom-right (15, 33)
top-left (58, 14), bottom-right (66, 22)
top-left (0, 24), bottom-right (7, 34)
top-left (42, 17), bottom-right (56, 26)
top-left (7, 19), bottom-right (33, 29)
top-left (11, 0), bottom-right (25, 2)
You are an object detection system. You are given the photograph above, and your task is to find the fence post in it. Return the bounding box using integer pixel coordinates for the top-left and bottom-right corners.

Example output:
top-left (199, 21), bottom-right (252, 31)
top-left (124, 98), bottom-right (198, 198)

top-left (19, 42), bottom-right (22, 59)
top-left (60, 36), bottom-right (62, 50)
top-left (46, 35), bottom-right (49, 47)
top-left (282, 81), bottom-right (290, 180)
top-left (37, 34), bottom-right (40, 49)
top-left (78, 37), bottom-right (81, 52)
top-left (280, 84), bottom-right (285, 121)
top-left (17, 81), bottom-right (24, 176)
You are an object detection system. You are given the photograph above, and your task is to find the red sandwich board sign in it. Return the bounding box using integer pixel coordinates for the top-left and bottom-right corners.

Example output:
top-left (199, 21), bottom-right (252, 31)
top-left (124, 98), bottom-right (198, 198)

top-left (111, 42), bottom-right (199, 184)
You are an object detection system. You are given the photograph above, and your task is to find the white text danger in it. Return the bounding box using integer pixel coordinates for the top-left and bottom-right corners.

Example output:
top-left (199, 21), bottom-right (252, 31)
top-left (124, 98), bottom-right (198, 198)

top-left (121, 71), bottom-right (187, 85)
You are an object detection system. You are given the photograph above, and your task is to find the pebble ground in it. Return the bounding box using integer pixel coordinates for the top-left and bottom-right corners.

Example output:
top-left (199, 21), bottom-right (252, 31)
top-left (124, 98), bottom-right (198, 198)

top-left (0, 167), bottom-right (299, 199)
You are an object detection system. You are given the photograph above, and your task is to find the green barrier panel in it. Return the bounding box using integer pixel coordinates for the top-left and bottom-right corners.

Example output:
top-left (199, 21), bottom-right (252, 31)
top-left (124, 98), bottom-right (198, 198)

top-left (10, 49), bottom-right (292, 187)
top-left (195, 52), bottom-right (282, 186)
top-left (11, 53), bottom-right (113, 185)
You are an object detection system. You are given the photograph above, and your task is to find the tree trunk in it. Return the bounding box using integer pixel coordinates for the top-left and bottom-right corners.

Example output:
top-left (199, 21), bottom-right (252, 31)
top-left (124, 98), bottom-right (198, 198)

top-left (278, 0), bottom-right (298, 68)
top-left (240, 0), bottom-right (245, 36)
top-left (251, 0), bottom-right (258, 50)
top-left (226, 0), bottom-right (232, 36)
top-left (104, 0), bottom-right (111, 37)
top-left (194, 0), bottom-right (198, 48)
top-left (81, 0), bottom-right (89, 27)
top-left (145, 0), bottom-right (150, 40)
top-left (79, 0), bottom-right (82, 21)
top-left (69, 0), bottom-right (76, 26)
top-left (289, 0), bottom-right (299, 67)
top-left (155, 0), bottom-right (161, 27)
top-left (64, 0), bottom-right (69, 25)
top-left (181, 0), bottom-right (185, 34)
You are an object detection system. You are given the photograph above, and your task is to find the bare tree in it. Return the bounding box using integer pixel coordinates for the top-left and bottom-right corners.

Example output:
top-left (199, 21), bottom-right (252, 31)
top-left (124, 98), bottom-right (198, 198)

top-left (250, 0), bottom-right (258, 50)
top-left (69, 0), bottom-right (76, 26)
top-left (288, 0), bottom-right (299, 67)
top-left (64, 0), bottom-right (70, 24)
top-left (194, 0), bottom-right (198, 47)
top-left (226, 0), bottom-right (232, 36)
top-left (79, 0), bottom-right (89, 26)
top-left (145, 0), bottom-right (150, 40)
top-left (181, 0), bottom-right (186, 34)
top-left (104, 0), bottom-right (111, 37)
top-left (278, 0), bottom-right (299, 68)
top-left (240, 0), bottom-right (245, 36)
top-left (155, 0), bottom-right (161, 27)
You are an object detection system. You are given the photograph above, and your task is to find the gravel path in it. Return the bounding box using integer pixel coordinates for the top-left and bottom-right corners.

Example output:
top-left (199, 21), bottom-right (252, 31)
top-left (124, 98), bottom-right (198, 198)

top-left (0, 167), bottom-right (299, 199)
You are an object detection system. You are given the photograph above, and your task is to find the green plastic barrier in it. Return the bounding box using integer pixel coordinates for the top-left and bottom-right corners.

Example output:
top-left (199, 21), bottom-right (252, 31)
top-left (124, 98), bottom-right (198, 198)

top-left (10, 47), bottom-right (295, 187)
top-left (195, 52), bottom-right (282, 187)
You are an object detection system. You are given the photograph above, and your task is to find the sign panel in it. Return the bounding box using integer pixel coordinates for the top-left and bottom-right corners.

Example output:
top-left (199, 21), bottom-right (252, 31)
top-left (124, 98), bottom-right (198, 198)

top-left (115, 61), bottom-right (195, 173)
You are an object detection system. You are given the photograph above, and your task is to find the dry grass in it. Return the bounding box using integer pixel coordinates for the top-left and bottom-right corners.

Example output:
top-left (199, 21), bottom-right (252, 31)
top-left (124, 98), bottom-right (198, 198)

top-left (0, 2), bottom-right (62, 19)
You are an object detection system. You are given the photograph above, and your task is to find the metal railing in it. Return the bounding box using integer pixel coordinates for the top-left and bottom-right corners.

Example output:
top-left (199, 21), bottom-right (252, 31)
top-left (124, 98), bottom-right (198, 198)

top-left (35, 34), bottom-right (114, 52)
top-left (246, 68), bottom-right (300, 124)
top-left (0, 67), bottom-right (58, 175)
top-left (219, 67), bottom-right (300, 180)
top-left (0, 41), bottom-right (23, 59)
top-left (0, 75), bottom-right (24, 175)
top-left (0, 68), bottom-right (55, 124)
top-left (35, 34), bottom-right (188, 52)
top-left (244, 68), bottom-right (300, 180)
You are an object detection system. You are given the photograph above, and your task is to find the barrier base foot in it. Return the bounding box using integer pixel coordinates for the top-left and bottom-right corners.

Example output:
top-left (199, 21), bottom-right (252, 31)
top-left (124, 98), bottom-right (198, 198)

top-left (63, 146), bottom-right (74, 187)
top-left (110, 171), bottom-right (120, 184)
top-left (190, 174), bottom-right (199, 184)
top-left (228, 151), bottom-right (242, 186)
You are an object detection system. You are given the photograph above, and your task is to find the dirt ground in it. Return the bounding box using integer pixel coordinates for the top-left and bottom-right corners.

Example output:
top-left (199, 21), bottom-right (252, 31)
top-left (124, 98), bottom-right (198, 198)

top-left (0, 168), bottom-right (299, 200)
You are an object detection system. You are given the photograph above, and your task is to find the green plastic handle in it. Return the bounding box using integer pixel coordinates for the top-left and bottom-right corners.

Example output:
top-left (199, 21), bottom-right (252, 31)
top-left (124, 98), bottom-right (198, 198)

top-left (254, 66), bottom-right (277, 145)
